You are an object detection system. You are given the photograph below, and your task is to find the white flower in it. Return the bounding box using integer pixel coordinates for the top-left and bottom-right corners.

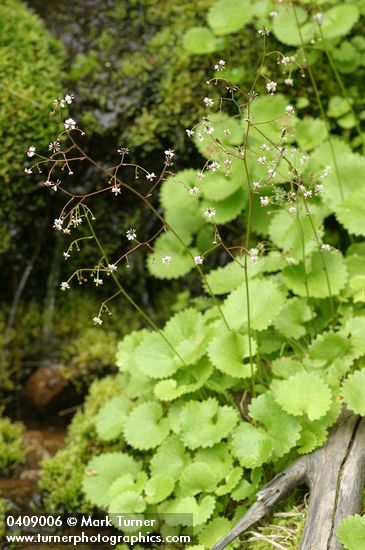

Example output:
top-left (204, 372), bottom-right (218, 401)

top-left (303, 189), bottom-right (312, 198)
top-left (204, 207), bottom-right (216, 218)
top-left (164, 149), bottom-right (175, 158)
top-left (54, 97), bottom-right (65, 108)
top-left (63, 251), bottom-right (70, 260)
top-left (111, 186), bottom-right (121, 195)
top-left (53, 218), bottom-right (63, 231)
top-left (253, 181), bottom-right (261, 191)
top-left (266, 81), bottom-right (277, 94)
top-left (207, 161), bottom-right (220, 172)
top-left (49, 140), bottom-right (61, 153)
top-left (258, 27), bottom-right (270, 36)
top-left (289, 206), bottom-right (297, 215)
top-left (285, 105), bottom-right (294, 115)
top-left (315, 184), bottom-right (324, 195)
top-left (146, 172), bottom-right (156, 181)
top-left (72, 217), bottom-right (83, 226)
top-left (93, 316), bottom-right (103, 325)
top-left (189, 186), bottom-right (200, 196)
top-left (214, 59), bottom-right (226, 71)
top-left (117, 147), bottom-right (129, 155)
top-left (258, 156), bottom-right (267, 165)
top-left (260, 196), bottom-right (270, 207)
top-left (93, 277), bottom-right (103, 286)
top-left (223, 129), bottom-right (231, 136)
top-left (249, 248), bottom-right (259, 257)
top-left (64, 93), bottom-right (74, 104)
top-left (286, 256), bottom-right (296, 265)
top-left (24, 167), bottom-right (32, 174)
top-left (64, 118), bottom-right (76, 130)
top-left (126, 228), bottom-right (137, 241)
top-left (27, 146), bottom-right (36, 158)
top-left (107, 263), bottom-right (117, 273)
top-left (285, 78), bottom-right (294, 86)
top-left (321, 243), bottom-right (332, 252)
top-left (203, 97), bottom-right (214, 107)
top-left (313, 12), bottom-right (323, 25)
top-left (270, 10), bottom-right (278, 18)
top-left (204, 125), bottom-right (215, 135)
top-left (194, 255), bottom-right (204, 265)
top-left (261, 143), bottom-right (270, 151)
top-left (60, 282), bottom-right (70, 291)
top-left (281, 56), bottom-right (291, 66)
top-left (250, 255), bottom-right (259, 265)
top-left (161, 256), bottom-right (171, 265)
top-left (196, 171), bottom-right (205, 180)
top-left (186, 129), bottom-right (195, 137)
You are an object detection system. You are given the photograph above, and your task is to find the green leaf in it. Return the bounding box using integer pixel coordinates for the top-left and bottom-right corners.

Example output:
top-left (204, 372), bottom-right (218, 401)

top-left (202, 187), bottom-right (246, 224)
top-left (107, 472), bottom-right (147, 501)
top-left (323, 153), bottom-right (365, 208)
top-left (194, 115), bottom-right (244, 152)
top-left (199, 518), bottom-right (234, 548)
top-left (215, 467), bottom-right (242, 496)
top-left (161, 495), bottom-right (215, 526)
top-left (274, 372), bottom-right (332, 421)
top-left (116, 330), bottom-right (148, 370)
top-left (207, 0), bottom-right (253, 36)
top-left (283, 251), bottom-right (348, 298)
top-left (271, 357), bottom-right (303, 379)
top-left (341, 368), bottom-right (365, 415)
top-left (147, 231), bottom-right (199, 280)
top-left (327, 96), bottom-right (350, 119)
top-left (249, 393), bottom-right (301, 458)
top-left (95, 396), bottom-right (132, 441)
top-left (163, 308), bottom-right (209, 364)
top-left (82, 452), bottom-right (141, 507)
top-left (337, 514), bottom-right (365, 550)
top-left (179, 462), bottom-right (217, 495)
top-left (297, 418), bottom-right (329, 454)
top-left (194, 444), bottom-right (233, 482)
top-left (109, 491), bottom-right (146, 514)
top-left (322, 5), bottom-right (359, 39)
top-left (273, 6), bottom-right (314, 46)
top-left (135, 332), bottom-right (180, 379)
top-left (183, 27), bottom-right (222, 54)
top-left (345, 317), bottom-right (365, 358)
top-left (222, 278), bottom-right (285, 331)
top-left (176, 398), bottom-right (239, 449)
top-left (154, 359), bottom-right (212, 402)
top-left (333, 190), bottom-right (365, 236)
top-left (150, 436), bottom-right (189, 479)
top-left (205, 261), bottom-right (245, 295)
top-left (309, 332), bottom-right (351, 365)
top-left (231, 423), bottom-right (272, 468)
top-left (274, 298), bottom-right (312, 339)
top-left (295, 118), bottom-right (327, 150)
top-left (145, 474), bottom-right (175, 504)
top-left (123, 402), bottom-right (169, 450)
top-left (208, 326), bottom-right (256, 378)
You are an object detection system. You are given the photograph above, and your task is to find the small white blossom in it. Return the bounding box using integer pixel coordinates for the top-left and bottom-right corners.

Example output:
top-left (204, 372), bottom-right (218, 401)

top-left (117, 147), bottom-right (129, 155)
top-left (161, 255), bottom-right (171, 265)
top-left (65, 93), bottom-right (74, 104)
top-left (303, 189), bottom-right (312, 198)
top-left (253, 181), bottom-right (261, 191)
top-left (313, 12), bottom-right (323, 25)
top-left (49, 140), bottom-right (61, 153)
top-left (207, 161), bottom-right (220, 172)
top-left (186, 129), bottom-right (195, 137)
top-left (285, 78), bottom-right (294, 86)
top-left (250, 255), bottom-right (259, 265)
top-left (260, 196), bottom-right (270, 207)
top-left (270, 10), bottom-right (278, 18)
top-left (53, 218), bottom-right (63, 231)
top-left (189, 186), bottom-right (200, 196)
top-left (300, 153), bottom-right (309, 164)
top-left (72, 217), bottom-right (83, 226)
top-left (315, 184), bottom-right (324, 195)
top-left (286, 256), bottom-right (296, 265)
top-left (258, 156), bottom-right (267, 165)
top-left (321, 243), bottom-right (332, 252)
top-left (289, 206), bottom-right (297, 215)
top-left (204, 207), bottom-right (216, 218)
top-left (194, 255), bottom-right (204, 265)
top-left (164, 149), bottom-right (175, 158)
top-left (281, 56), bottom-right (291, 66)
top-left (111, 186), bottom-right (121, 195)
top-left (261, 143), bottom-right (270, 151)
top-left (93, 316), bottom-right (103, 325)
top-left (196, 133), bottom-right (204, 142)
top-left (266, 81), bottom-right (277, 95)
top-left (107, 263), bottom-right (118, 273)
top-left (320, 165), bottom-right (332, 179)
top-left (54, 97), bottom-right (65, 108)
top-left (146, 172), bottom-right (156, 181)
top-left (63, 251), bottom-right (70, 260)
top-left (27, 146), bottom-right (36, 157)
top-left (203, 97), bottom-right (214, 107)
top-left (60, 282), bottom-right (70, 291)
top-left (126, 228), bottom-right (137, 241)
top-left (258, 27), bottom-right (270, 36)
top-left (204, 125), bottom-right (215, 135)
top-left (64, 118), bottom-right (76, 130)
top-left (223, 129), bottom-right (231, 136)
top-left (24, 167), bottom-right (32, 174)
top-left (196, 171), bottom-right (205, 180)
top-left (285, 105), bottom-right (294, 115)
top-left (93, 277), bottom-right (103, 286)
top-left (214, 59), bottom-right (226, 71)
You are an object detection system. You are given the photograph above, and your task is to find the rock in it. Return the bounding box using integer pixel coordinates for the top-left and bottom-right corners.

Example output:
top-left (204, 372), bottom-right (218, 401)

top-left (25, 364), bottom-right (68, 413)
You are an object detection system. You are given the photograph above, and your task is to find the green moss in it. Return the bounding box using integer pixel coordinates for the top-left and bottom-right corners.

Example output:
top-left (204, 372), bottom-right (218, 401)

top-left (0, 418), bottom-right (27, 474)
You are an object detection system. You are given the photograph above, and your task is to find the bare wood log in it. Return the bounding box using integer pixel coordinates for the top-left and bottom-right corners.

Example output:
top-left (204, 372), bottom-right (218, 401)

top-left (211, 413), bottom-right (365, 550)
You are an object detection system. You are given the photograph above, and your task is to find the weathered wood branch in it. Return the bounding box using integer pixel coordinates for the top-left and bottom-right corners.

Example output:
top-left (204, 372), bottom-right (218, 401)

top-left (211, 413), bottom-right (365, 550)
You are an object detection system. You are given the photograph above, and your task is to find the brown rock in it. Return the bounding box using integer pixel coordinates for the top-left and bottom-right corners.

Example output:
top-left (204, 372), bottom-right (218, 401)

top-left (25, 364), bottom-right (68, 413)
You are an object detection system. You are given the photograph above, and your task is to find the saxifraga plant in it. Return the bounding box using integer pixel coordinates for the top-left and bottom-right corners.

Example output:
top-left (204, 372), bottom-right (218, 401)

top-left (30, 1), bottom-right (365, 548)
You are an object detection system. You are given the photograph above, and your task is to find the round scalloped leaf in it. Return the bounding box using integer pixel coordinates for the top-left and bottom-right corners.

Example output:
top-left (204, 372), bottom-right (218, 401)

top-left (273, 6), bottom-right (314, 45)
top-left (177, 398), bottom-right (239, 449)
top-left (147, 231), bottom-right (199, 280)
top-left (154, 359), bottom-right (212, 401)
top-left (161, 495), bottom-right (215, 526)
top-left (135, 332), bottom-right (181, 379)
top-left (345, 317), bottom-right (365, 359)
top-left (341, 368), bottom-right (365, 416)
top-left (271, 357), bottom-right (302, 379)
top-left (145, 474), bottom-right (175, 504)
top-left (207, 0), bottom-right (253, 36)
top-left (116, 329), bottom-right (149, 370)
top-left (82, 452), bottom-right (141, 507)
top-left (150, 436), bottom-right (188, 479)
top-left (222, 278), bottom-right (285, 331)
top-left (231, 423), bottom-right (272, 468)
top-left (282, 251), bottom-right (348, 298)
top-left (205, 260), bottom-right (245, 295)
top-left (297, 418), bottom-right (329, 455)
top-left (333, 190), bottom-right (365, 236)
top-left (109, 490), bottom-right (146, 515)
top-left (202, 187), bottom-right (246, 224)
top-left (322, 5), bottom-right (359, 39)
top-left (180, 462), bottom-right (217, 495)
top-left (322, 153), bottom-right (365, 208)
top-left (249, 393), bottom-right (301, 458)
top-left (200, 172), bottom-right (241, 202)
top-left (274, 372), bottom-right (332, 421)
top-left (123, 402), bottom-right (169, 450)
top-left (199, 518), bottom-right (234, 548)
top-left (268, 205), bottom-right (325, 261)
top-left (309, 332), bottom-right (350, 365)
top-left (160, 170), bottom-right (204, 235)
top-left (194, 443), bottom-right (233, 482)
top-left (108, 472), bottom-right (147, 502)
top-left (215, 467), bottom-right (242, 496)
top-left (274, 298), bottom-right (312, 340)
top-left (95, 396), bottom-right (132, 441)
top-left (164, 308), bottom-right (205, 347)
top-left (208, 327), bottom-right (257, 378)
top-left (337, 514), bottom-right (365, 550)
top-left (183, 27), bottom-right (222, 54)
top-left (295, 118), bottom-right (327, 150)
